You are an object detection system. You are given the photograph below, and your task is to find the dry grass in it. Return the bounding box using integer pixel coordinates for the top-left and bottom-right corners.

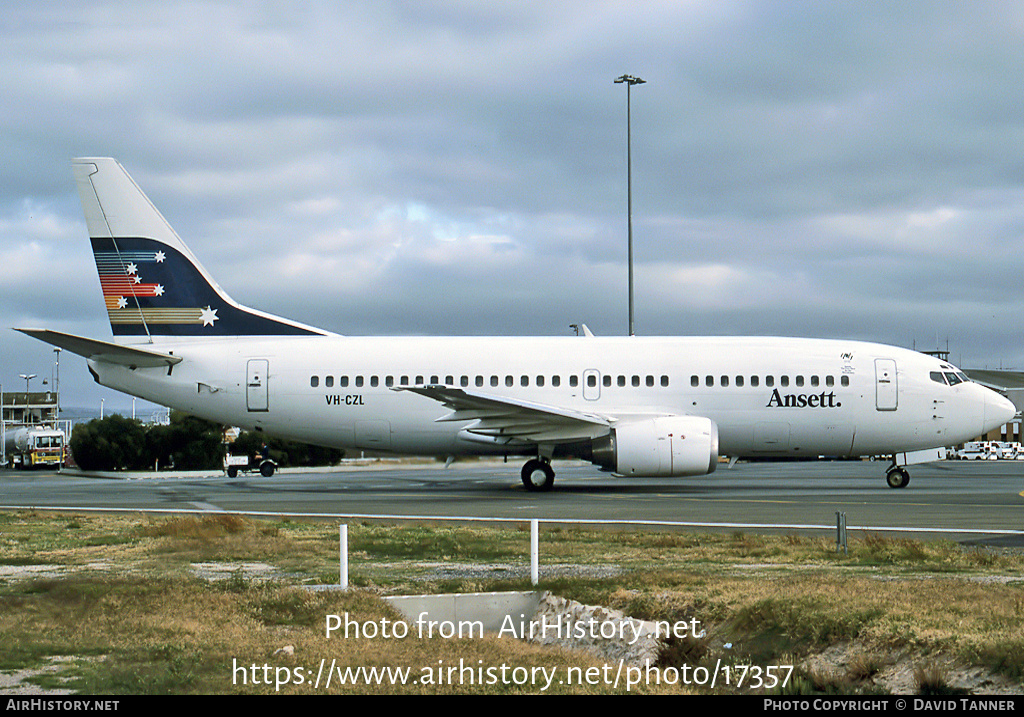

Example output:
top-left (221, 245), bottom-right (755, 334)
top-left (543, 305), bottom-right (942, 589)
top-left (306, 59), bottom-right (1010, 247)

top-left (3, 575), bottom-right (667, 694)
top-left (2, 511), bottom-right (1024, 694)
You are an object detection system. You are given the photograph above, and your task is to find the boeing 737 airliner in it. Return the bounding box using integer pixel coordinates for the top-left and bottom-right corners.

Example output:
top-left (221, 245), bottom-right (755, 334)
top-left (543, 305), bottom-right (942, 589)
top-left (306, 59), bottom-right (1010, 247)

top-left (18, 158), bottom-right (1018, 490)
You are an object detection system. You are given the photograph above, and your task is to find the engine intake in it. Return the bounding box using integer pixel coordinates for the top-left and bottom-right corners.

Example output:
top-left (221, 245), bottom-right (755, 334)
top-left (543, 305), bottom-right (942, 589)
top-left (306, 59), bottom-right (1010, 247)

top-left (592, 416), bottom-right (719, 477)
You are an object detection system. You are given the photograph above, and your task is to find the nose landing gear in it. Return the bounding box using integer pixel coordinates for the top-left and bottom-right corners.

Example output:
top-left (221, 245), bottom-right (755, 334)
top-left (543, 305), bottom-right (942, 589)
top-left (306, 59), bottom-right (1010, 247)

top-left (886, 464), bottom-right (910, 489)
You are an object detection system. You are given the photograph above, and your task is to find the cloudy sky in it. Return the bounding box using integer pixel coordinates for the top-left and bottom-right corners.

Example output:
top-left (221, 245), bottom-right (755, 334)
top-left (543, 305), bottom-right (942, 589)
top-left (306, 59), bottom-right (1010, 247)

top-left (2, 1), bottom-right (1024, 413)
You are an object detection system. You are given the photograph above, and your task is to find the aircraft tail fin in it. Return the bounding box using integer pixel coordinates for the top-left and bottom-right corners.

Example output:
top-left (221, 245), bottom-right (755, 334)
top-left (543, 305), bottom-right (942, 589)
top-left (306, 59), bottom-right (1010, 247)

top-left (72, 158), bottom-right (329, 343)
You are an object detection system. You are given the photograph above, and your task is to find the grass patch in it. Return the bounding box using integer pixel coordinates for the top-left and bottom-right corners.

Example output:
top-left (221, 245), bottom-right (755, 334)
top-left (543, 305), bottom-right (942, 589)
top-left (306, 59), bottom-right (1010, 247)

top-left (1, 510), bottom-right (1023, 693)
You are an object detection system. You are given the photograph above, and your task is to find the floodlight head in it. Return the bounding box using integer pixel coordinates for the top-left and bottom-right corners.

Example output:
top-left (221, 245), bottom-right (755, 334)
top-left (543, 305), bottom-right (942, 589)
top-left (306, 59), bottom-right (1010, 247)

top-left (614, 74), bottom-right (646, 85)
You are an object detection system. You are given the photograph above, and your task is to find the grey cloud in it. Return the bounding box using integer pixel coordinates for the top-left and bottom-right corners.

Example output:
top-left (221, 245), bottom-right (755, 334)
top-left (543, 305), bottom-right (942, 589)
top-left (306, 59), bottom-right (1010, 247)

top-left (2, 1), bottom-right (1024, 413)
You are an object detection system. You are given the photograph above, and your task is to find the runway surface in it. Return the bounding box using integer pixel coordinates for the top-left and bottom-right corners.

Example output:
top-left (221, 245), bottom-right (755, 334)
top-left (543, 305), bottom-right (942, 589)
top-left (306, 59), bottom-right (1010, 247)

top-left (2, 459), bottom-right (1023, 545)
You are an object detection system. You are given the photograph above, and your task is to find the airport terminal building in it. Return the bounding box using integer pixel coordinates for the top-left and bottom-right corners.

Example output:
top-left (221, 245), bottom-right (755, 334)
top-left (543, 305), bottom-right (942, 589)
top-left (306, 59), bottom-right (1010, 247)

top-left (2, 391), bottom-right (58, 426)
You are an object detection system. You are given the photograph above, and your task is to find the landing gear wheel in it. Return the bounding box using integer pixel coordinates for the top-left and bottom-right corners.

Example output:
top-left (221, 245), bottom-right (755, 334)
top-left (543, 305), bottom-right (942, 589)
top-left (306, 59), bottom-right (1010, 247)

top-left (886, 466), bottom-right (910, 489)
top-left (521, 459), bottom-right (555, 492)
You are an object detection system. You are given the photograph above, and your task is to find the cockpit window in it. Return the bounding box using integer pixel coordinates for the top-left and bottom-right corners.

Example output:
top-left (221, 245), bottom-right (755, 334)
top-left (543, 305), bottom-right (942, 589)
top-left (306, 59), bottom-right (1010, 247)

top-left (931, 370), bottom-right (971, 386)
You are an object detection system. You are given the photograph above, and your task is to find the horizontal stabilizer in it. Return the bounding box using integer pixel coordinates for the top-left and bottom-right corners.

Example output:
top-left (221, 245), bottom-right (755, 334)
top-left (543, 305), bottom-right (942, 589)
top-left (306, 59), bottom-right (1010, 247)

top-left (16, 328), bottom-right (182, 369)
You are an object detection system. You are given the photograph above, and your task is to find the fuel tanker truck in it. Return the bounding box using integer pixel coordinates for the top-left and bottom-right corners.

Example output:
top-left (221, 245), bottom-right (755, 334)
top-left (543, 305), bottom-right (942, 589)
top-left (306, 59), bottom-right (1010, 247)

top-left (3, 426), bottom-right (65, 468)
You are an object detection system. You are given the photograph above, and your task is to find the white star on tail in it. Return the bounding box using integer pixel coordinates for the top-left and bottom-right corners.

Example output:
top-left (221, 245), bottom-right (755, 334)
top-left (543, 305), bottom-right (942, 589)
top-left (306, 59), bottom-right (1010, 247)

top-left (200, 306), bottom-right (219, 326)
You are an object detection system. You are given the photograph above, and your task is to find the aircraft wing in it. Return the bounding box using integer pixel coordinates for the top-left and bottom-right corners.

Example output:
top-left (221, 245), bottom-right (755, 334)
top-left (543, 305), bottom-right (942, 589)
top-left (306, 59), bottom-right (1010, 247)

top-left (397, 385), bottom-right (612, 444)
top-left (15, 328), bottom-right (183, 369)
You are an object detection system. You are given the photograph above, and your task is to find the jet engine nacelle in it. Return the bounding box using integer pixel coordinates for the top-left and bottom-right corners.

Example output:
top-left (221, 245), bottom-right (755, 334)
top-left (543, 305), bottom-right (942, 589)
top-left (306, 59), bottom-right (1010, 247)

top-left (592, 416), bottom-right (720, 477)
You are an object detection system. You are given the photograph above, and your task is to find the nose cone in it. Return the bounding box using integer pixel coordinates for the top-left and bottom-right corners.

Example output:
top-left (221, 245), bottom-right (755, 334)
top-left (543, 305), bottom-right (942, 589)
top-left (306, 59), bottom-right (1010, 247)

top-left (985, 390), bottom-right (1018, 432)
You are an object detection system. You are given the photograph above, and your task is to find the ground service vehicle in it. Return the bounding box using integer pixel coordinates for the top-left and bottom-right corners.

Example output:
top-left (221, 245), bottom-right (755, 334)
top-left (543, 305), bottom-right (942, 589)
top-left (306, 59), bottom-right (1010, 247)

top-left (3, 427), bottom-right (65, 468)
top-left (224, 453), bottom-right (277, 478)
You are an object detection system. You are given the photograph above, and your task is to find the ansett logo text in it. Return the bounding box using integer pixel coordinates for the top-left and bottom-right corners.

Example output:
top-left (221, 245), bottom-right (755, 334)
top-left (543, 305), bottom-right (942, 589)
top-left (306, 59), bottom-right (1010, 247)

top-left (766, 389), bottom-right (841, 409)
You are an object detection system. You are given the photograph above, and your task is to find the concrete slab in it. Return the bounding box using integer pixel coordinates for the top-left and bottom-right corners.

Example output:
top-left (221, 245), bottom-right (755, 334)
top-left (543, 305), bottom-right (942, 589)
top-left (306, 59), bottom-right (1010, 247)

top-left (382, 591), bottom-right (543, 634)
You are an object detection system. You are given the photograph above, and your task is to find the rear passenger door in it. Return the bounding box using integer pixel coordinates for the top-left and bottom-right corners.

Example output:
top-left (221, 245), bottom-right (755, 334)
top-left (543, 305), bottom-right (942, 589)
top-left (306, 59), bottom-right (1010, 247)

top-left (247, 359), bottom-right (269, 412)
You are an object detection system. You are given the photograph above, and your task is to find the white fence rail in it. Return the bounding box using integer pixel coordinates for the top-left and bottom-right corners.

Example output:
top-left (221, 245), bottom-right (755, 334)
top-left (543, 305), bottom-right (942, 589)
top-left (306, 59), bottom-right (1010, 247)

top-left (5, 504), bottom-right (1024, 587)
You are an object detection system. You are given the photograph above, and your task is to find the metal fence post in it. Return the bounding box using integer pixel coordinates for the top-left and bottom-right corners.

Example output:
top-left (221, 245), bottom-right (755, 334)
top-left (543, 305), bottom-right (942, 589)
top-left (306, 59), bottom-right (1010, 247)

top-left (835, 512), bottom-right (847, 555)
top-left (531, 519), bottom-right (539, 586)
top-left (340, 523), bottom-right (348, 589)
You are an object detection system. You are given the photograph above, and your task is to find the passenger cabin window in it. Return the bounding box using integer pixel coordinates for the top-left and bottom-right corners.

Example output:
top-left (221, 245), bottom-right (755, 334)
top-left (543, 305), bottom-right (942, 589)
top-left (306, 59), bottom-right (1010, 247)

top-left (310, 376), bottom-right (319, 388)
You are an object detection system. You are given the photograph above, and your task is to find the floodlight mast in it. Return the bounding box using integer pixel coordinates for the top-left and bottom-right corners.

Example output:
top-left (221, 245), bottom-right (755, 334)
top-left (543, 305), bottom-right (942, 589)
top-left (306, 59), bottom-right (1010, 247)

top-left (614, 74), bottom-right (645, 336)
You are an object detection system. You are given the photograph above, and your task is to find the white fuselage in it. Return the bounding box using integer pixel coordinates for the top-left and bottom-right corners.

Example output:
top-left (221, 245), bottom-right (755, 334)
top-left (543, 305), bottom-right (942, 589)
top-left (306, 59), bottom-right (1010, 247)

top-left (89, 334), bottom-right (1010, 461)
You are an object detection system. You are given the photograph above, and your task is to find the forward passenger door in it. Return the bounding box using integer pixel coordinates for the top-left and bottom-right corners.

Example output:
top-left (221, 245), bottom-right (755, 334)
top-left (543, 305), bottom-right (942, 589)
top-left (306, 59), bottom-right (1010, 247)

top-left (875, 359), bottom-right (897, 411)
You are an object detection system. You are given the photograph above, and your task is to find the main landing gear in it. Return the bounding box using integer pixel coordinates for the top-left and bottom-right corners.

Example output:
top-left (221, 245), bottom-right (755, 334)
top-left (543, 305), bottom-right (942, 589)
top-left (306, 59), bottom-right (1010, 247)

top-left (521, 458), bottom-right (555, 492)
top-left (885, 462), bottom-right (910, 489)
